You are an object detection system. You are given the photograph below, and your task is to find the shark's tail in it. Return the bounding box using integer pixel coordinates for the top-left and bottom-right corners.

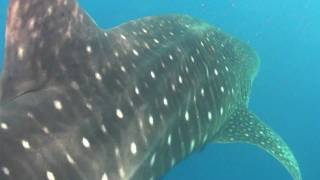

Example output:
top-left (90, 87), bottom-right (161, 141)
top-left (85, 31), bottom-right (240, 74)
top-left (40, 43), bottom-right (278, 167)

top-left (213, 107), bottom-right (302, 180)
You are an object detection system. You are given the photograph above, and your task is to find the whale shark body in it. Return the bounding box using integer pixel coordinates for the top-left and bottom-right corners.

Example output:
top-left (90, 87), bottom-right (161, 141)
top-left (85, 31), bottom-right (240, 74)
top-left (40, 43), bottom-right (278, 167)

top-left (0, 0), bottom-right (301, 180)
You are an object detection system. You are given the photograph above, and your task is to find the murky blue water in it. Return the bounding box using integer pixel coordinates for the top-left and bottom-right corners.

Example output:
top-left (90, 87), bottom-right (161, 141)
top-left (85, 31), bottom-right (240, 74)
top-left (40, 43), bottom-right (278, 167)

top-left (0, 0), bottom-right (319, 179)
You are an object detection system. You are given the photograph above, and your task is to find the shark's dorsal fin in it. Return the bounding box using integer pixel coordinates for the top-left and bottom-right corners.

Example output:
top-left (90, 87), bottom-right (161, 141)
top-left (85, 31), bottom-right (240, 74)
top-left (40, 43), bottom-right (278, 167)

top-left (1, 0), bottom-right (100, 103)
top-left (213, 107), bottom-right (302, 180)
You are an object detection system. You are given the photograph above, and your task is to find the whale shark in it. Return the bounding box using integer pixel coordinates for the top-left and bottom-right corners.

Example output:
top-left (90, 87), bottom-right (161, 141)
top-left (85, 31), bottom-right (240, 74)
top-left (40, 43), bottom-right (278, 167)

top-left (0, 0), bottom-right (301, 180)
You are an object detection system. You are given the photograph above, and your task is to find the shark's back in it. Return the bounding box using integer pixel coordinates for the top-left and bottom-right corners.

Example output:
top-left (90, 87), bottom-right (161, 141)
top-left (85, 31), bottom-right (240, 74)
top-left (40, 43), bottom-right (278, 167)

top-left (0, 0), bottom-right (301, 180)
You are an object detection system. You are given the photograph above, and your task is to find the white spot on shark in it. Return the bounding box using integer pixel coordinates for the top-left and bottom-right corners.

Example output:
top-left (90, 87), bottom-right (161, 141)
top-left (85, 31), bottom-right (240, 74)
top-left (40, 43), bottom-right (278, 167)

top-left (0, 123), bottom-right (8, 130)
top-left (185, 111), bottom-right (190, 121)
top-left (101, 124), bottom-right (107, 133)
top-left (82, 137), bottom-right (91, 148)
top-left (148, 115), bottom-right (154, 126)
top-left (86, 45), bottom-right (92, 54)
top-left (220, 86), bottom-right (225, 93)
top-left (28, 17), bottom-right (35, 30)
top-left (95, 72), bottom-right (102, 81)
top-left (116, 109), bottom-right (124, 119)
top-left (119, 167), bottom-right (125, 178)
top-left (42, 126), bottom-right (50, 134)
top-left (114, 51), bottom-right (119, 57)
top-left (132, 49), bottom-right (139, 56)
top-left (190, 56), bottom-right (195, 63)
top-left (167, 134), bottom-right (172, 145)
top-left (66, 153), bottom-right (76, 165)
top-left (178, 76), bottom-right (183, 84)
top-left (214, 69), bottom-right (219, 76)
top-left (142, 28), bottom-right (148, 34)
top-left (120, 34), bottom-right (127, 40)
top-left (135, 86), bottom-right (140, 95)
top-left (171, 158), bottom-right (176, 167)
top-left (120, 66), bottom-right (126, 72)
top-left (17, 46), bottom-right (24, 60)
top-left (47, 6), bottom-right (53, 15)
top-left (169, 54), bottom-right (173, 60)
top-left (1, 166), bottom-right (10, 176)
top-left (220, 107), bottom-right (224, 115)
top-left (190, 139), bottom-right (195, 152)
top-left (171, 84), bottom-right (176, 91)
top-left (27, 112), bottom-right (34, 119)
top-left (86, 103), bottom-right (93, 111)
top-left (130, 142), bottom-right (137, 155)
top-left (201, 88), bottom-right (205, 96)
top-left (46, 171), bottom-right (55, 180)
top-left (150, 153), bottom-right (156, 166)
top-left (208, 111), bottom-right (212, 120)
top-left (150, 71), bottom-right (156, 79)
top-left (153, 38), bottom-right (160, 44)
top-left (53, 100), bottom-right (63, 110)
top-left (21, 140), bottom-right (31, 149)
top-left (163, 97), bottom-right (168, 106)
top-left (101, 173), bottom-right (109, 180)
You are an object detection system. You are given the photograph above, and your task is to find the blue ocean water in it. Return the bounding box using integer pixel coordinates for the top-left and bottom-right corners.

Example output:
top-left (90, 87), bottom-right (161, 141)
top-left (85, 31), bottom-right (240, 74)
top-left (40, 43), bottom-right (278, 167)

top-left (0, 0), bottom-right (319, 180)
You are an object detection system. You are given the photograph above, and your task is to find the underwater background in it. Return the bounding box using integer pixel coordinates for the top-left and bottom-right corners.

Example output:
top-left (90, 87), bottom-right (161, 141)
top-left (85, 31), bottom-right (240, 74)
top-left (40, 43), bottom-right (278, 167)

top-left (0, 0), bottom-right (319, 179)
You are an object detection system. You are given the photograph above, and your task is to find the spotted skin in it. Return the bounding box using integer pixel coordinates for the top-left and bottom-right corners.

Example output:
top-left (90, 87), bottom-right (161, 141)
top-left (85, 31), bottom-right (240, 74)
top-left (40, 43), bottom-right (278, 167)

top-left (0, 0), bottom-right (301, 180)
top-left (214, 108), bottom-right (302, 180)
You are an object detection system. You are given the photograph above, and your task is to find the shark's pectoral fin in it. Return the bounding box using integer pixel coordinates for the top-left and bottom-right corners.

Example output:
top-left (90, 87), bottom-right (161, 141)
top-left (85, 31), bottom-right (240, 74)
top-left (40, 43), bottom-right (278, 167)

top-left (213, 107), bottom-right (302, 180)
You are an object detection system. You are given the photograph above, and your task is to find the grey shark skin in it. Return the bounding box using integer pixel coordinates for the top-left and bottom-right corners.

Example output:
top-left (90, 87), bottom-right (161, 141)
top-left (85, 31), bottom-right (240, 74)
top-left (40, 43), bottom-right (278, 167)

top-left (0, 0), bottom-right (301, 180)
